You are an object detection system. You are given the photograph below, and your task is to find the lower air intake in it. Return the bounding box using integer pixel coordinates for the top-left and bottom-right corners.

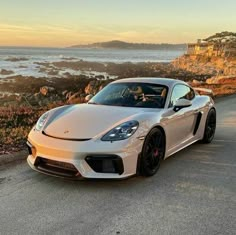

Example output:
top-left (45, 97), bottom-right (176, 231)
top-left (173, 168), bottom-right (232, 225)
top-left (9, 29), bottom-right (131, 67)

top-left (85, 155), bottom-right (124, 175)
top-left (35, 157), bottom-right (79, 178)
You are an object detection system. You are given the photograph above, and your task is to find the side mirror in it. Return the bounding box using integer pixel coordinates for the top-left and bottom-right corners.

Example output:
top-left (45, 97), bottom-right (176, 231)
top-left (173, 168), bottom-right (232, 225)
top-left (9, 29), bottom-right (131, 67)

top-left (85, 94), bottom-right (93, 102)
top-left (173, 99), bottom-right (192, 112)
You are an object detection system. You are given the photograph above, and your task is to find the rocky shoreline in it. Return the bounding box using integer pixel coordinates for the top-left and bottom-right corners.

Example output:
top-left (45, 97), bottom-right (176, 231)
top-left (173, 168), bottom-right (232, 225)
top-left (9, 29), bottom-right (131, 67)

top-left (0, 59), bottom-right (236, 153)
top-left (0, 58), bottom-right (235, 108)
top-left (0, 60), bottom-right (210, 107)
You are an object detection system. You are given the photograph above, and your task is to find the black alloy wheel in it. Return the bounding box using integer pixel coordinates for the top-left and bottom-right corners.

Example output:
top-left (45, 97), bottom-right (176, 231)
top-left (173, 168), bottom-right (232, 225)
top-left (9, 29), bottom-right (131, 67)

top-left (202, 108), bottom-right (216, 143)
top-left (141, 128), bottom-right (165, 176)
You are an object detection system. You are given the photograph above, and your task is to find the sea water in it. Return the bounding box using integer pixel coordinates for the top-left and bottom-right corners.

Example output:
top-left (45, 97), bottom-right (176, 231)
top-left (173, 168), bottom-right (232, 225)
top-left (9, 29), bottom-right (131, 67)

top-left (0, 47), bottom-right (186, 78)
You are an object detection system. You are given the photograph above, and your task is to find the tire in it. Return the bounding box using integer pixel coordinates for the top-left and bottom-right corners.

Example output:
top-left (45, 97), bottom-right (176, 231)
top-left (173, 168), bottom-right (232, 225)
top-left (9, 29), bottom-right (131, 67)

top-left (140, 128), bottom-right (165, 176)
top-left (202, 108), bottom-right (216, 143)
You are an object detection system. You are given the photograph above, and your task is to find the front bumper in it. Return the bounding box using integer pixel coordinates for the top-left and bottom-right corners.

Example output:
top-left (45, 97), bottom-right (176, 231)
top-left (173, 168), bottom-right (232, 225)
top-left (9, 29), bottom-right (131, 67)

top-left (27, 129), bottom-right (143, 179)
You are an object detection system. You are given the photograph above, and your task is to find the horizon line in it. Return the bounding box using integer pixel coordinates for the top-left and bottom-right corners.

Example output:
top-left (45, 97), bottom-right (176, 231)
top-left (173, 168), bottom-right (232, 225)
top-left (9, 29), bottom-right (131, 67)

top-left (0, 40), bottom-right (188, 49)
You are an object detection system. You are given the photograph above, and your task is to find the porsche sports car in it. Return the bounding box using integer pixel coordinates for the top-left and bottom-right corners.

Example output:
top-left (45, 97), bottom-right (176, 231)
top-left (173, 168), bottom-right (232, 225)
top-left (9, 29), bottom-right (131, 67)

top-left (27, 77), bottom-right (216, 179)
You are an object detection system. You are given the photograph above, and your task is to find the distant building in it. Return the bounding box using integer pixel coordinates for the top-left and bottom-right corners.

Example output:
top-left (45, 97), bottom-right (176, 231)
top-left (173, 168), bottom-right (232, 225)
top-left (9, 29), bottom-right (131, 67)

top-left (187, 40), bottom-right (236, 57)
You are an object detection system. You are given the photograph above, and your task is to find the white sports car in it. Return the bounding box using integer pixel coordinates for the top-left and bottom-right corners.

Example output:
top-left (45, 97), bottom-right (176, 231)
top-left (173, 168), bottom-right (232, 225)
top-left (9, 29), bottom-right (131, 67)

top-left (27, 77), bottom-right (216, 179)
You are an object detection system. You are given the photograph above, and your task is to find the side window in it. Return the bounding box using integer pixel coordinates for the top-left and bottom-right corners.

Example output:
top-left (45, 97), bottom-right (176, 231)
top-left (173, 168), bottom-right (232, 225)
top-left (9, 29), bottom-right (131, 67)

top-left (169, 85), bottom-right (195, 107)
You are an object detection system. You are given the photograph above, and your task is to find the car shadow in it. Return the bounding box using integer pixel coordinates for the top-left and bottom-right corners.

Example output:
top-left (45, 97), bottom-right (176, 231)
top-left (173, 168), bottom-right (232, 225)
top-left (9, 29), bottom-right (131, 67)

top-left (29, 137), bottom-right (228, 193)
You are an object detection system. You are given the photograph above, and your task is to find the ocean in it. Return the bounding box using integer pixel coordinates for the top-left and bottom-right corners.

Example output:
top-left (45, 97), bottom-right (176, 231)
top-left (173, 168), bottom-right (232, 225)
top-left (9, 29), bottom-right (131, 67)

top-left (0, 47), bottom-right (186, 78)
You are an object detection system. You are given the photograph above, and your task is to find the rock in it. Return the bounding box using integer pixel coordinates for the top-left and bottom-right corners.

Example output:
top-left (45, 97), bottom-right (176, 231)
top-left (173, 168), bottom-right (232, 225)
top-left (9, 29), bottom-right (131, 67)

top-left (27, 92), bottom-right (60, 106)
top-left (47, 70), bottom-right (59, 76)
top-left (39, 67), bottom-right (47, 73)
top-left (5, 57), bottom-right (28, 62)
top-left (85, 94), bottom-right (93, 102)
top-left (95, 75), bottom-right (105, 80)
top-left (84, 80), bottom-right (104, 95)
top-left (0, 69), bottom-right (14, 75)
top-left (68, 92), bottom-right (80, 101)
top-left (67, 92), bottom-right (84, 104)
top-left (173, 54), bottom-right (236, 78)
top-left (65, 91), bottom-right (73, 100)
top-left (34, 92), bottom-right (42, 99)
top-left (206, 75), bottom-right (236, 84)
top-left (18, 65), bottom-right (27, 69)
top-left (63, 72), bottom-right (72, 78)
top-left (62, 90), bottom-right (68, 96)
top-left (40, 86), bottom-right (55, 96)
top-left (192, 79), bottom-right (202, 85)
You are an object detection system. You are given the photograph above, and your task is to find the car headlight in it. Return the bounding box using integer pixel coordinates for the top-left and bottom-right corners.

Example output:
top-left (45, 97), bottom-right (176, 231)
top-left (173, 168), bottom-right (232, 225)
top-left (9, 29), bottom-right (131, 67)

top-left (101, 120), bottom-right (139, 141)
top-left (35, 112), bottom-right (50, 131)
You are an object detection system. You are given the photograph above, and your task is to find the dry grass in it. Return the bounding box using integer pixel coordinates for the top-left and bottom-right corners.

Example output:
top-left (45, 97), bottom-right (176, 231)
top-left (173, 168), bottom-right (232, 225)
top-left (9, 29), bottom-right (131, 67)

top-left (0, 106), bottom-right (47, 154)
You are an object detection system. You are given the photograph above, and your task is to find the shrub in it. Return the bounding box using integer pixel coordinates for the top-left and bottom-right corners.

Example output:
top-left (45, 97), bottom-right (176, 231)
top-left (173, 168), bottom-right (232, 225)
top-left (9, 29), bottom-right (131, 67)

top-left (0, 106), bottom-right (47, 153)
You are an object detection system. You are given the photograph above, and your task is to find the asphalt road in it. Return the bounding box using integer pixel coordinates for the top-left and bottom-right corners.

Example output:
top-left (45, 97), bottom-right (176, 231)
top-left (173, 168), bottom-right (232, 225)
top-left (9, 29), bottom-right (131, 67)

top-left (0, 95), bottom-right (236, 235)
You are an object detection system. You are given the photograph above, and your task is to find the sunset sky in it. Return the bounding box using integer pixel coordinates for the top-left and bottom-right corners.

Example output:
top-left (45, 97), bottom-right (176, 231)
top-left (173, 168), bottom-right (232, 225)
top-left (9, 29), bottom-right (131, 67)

top-left (0, 0), bottom-right (235, 47)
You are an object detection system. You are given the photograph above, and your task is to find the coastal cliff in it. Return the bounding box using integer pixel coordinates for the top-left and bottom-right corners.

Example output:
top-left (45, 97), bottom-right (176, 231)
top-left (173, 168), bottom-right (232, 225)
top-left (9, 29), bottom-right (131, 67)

top-left (172, 54), bottom-right (236, 78)
top-left (172, 32), bottom-right (236, 83)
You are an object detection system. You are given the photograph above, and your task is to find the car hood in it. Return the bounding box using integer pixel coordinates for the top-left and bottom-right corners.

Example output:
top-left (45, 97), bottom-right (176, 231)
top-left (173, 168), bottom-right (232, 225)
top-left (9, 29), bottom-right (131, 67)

top-left (43, 104), bottom-right (150, 139)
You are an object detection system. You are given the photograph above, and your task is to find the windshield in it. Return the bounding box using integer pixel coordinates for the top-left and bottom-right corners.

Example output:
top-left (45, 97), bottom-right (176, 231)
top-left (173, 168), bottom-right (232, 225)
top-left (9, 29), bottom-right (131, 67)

top-left (89, 82), bottom-right (168, 108)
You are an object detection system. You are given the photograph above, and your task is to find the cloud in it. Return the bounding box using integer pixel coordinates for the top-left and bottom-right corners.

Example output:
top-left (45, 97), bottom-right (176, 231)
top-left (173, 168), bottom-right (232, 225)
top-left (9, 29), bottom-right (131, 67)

top-left (0, 24), bottom-right (34, 32)
top-left (0, 22), bottom-right (194, 46)
top-left (0, 23), bottom-right (75, 34)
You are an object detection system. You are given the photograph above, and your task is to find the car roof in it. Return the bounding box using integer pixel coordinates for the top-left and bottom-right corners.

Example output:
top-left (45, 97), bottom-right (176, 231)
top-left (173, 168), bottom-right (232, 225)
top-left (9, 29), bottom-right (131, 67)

top-left (111, 77), bottom-right (188, 88)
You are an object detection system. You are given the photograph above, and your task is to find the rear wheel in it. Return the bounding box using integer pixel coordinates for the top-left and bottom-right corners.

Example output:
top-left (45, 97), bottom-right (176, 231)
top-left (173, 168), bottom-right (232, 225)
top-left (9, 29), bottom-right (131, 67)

top-left (202, 108), bottom-right (216, 143)
top-left (140, 128), bottom-right (165, 176)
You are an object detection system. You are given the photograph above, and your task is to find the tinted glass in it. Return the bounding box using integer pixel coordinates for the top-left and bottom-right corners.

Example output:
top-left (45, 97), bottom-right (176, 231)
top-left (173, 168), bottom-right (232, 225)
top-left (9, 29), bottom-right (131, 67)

top-left (89, 83), bottom-right (168, 108)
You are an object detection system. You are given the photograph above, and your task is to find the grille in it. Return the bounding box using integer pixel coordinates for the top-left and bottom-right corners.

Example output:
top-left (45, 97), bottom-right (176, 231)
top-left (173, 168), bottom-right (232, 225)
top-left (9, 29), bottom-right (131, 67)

top-left (35, 157), bottom-right (79, 178)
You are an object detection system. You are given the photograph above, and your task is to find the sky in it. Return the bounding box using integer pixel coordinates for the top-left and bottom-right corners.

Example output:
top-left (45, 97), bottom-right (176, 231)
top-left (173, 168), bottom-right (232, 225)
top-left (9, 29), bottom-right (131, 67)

top-left (0, 0), bottom-right (235, 47)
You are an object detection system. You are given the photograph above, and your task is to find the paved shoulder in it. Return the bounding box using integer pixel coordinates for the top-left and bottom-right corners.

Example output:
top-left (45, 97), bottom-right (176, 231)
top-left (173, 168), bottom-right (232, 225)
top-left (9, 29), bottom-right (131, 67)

top-left (0, 150), bottom-right (27, 166)
top-left (0, 95), bottom-right (236, 234)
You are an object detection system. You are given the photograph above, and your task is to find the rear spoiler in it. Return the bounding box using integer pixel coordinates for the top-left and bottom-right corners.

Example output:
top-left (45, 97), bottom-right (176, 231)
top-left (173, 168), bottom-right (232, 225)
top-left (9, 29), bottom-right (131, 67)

top-left (193, 87), bottom-right (214, 97)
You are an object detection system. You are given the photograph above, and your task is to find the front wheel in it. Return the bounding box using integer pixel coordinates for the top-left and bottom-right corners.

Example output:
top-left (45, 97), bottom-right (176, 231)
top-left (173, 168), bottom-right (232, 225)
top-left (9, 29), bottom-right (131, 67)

top-left (140, 128), bottom-right (165, 176)
top-left (202, 108), bottom-right (216, 143)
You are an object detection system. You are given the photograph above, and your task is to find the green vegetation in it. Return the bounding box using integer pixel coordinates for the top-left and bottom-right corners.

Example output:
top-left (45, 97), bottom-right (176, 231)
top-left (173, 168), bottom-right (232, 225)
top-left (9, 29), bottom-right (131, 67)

top-left (204, 31), bottom-right (236, 43)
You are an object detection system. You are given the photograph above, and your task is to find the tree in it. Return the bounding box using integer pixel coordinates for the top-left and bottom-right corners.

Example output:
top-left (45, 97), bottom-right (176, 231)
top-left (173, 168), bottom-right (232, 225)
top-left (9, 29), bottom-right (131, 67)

top-left (203, 32), bottom-right (236, 57)
top-left (204, 31), bottom-right (236, 43)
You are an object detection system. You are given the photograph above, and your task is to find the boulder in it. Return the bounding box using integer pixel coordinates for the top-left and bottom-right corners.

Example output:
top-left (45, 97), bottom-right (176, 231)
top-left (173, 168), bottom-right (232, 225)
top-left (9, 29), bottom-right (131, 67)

top-left (40, 86), bottom-right (55, 96)
top-left (67, 92), bottom-right (84, 104)
top-left (62, 90), bottom-right (68, 96)
top-left (84, 80), bottom-right (104, 95)
top-left (65, 91), bottom-right (73, 100)
top-left (192, 79), bottom-right (202, 85)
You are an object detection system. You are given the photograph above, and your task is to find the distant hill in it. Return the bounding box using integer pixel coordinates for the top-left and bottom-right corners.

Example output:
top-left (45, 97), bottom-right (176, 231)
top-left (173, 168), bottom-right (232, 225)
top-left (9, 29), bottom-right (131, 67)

top-left (70, 40), bottom-right (186, 50)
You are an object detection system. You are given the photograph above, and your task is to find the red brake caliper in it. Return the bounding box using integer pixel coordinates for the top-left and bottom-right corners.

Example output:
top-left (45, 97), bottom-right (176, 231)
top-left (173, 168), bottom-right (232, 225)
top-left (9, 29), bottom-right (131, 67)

top-left (153, 148), bottom-right (159, 157)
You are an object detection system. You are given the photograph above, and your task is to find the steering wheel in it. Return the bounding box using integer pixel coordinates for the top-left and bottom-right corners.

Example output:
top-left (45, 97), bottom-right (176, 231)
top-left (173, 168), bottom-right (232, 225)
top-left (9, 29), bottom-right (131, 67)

top-left (135, 94), bottom-right (162, 108)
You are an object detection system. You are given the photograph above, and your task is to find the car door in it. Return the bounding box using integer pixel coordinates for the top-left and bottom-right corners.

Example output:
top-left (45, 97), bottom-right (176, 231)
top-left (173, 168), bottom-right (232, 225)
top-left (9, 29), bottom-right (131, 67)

top-left (164, 84), bottom-right (197, 153)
